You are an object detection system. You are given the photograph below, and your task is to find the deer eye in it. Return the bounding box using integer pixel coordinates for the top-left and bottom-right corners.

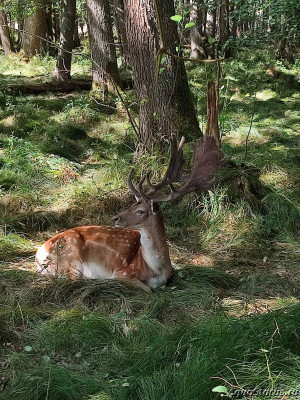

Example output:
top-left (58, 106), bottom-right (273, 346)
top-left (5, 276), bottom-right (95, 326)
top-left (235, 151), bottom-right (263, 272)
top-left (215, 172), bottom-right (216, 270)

top-left (137, 210), bottom-right (145, 215)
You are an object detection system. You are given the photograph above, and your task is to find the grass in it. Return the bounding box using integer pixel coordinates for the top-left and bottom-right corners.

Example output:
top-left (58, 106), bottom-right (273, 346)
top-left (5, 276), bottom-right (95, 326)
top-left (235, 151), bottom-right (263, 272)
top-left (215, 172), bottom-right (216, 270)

top-left (0, 49), bottom-right (299, 399)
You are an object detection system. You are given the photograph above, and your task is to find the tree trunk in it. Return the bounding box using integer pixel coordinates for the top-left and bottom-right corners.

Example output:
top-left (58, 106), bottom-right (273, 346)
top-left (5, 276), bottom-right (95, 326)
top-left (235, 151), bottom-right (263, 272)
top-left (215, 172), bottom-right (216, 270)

top-left (54, 0), bottom-right (76, 80)
top-left (86, 0), bottom-right (121, 94)
top-left (53, 8), bottom-right (60, 42)
top-left (219, 0), bottom-right (230, 57)
top-left (230, 4), bottom-right (237, 40)
top-left (206, 5), bottom-right (217, 58)
top-left (0, 0), bottom-right (14, 55)
top-left (113, 0), bottom-right (128, 64)
top-left (21, 1), bottom-right (47, 57)
top-left (190, 0), bottom-right (207, 59)
top-left (45, 1), bottom-right (54, 53)
top-left (124, 0), bottom-right (201, 151)
top-left (206, 81), bottom-right (220, 145)
top-left (73, 18), bottom-right (80, 48)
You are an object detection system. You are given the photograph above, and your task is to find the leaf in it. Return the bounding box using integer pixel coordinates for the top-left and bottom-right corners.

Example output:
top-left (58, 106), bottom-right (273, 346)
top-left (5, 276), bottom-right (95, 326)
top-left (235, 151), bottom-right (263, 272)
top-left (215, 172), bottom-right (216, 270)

top-left (185, 22), bottom-right (196, 29)
top-left (116, 311), bottom-right (125, 318)
top-left (24, 346), bottom-right (33, 352)
top-left (42, 355), bottom-right (51, 363)
top-left (212, 386), bottom-right (229, 395)
top-left (159, 67), bottom-right (165, 75)
top-left (122, 382), bottom-right (130, 387)
top-left (75, 352), bottom-right (82, 358)
top-left (209, 37), bottom-right (216, 44)
top-left (170, 15), bottom-right (183, 22)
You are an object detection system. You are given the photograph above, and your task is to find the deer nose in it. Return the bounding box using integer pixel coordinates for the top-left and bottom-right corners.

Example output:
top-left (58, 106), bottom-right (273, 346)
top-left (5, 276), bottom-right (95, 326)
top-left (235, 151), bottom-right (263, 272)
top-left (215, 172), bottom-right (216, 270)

top-left (113, 215), bottom-right (120, 223)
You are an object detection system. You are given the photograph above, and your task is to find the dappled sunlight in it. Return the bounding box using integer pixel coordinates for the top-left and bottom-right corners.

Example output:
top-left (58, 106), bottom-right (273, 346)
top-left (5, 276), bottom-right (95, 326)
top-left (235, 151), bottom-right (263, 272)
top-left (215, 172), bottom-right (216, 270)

top-left (224, 126), bottom-right (269, 146)
top-left (260, 165), bottom-right (296, 191)
top-left (0, 115), bottom-right (15, 127)
top-left (221, 297), bottom-right (300, 318)
top-left (256, 89), bottom-right (277, 101)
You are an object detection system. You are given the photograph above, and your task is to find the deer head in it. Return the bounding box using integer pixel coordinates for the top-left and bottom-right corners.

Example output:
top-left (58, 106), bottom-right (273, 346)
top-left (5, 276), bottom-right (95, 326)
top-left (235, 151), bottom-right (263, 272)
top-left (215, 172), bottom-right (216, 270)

top-left (113, 134), bottom-right (224, 229)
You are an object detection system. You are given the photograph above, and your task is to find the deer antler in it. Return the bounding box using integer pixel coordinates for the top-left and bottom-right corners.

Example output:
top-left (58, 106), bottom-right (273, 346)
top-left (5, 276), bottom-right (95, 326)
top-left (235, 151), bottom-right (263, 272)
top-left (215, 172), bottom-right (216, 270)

top-left (127, 135), bottom-right (224, 202)
top-left (127, 133), bottom-right (185, 200)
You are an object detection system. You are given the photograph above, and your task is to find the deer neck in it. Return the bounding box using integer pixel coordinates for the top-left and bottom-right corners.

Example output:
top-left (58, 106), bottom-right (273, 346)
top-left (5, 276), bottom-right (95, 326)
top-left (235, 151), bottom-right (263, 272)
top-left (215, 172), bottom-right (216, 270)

top-left (139, 212), bottom-right (172, 280)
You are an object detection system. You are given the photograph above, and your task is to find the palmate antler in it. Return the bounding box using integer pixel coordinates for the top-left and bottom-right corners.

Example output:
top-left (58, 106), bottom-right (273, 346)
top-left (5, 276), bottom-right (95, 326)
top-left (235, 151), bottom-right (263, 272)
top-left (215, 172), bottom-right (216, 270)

top-left (128, 134), bottom-right (224, 203)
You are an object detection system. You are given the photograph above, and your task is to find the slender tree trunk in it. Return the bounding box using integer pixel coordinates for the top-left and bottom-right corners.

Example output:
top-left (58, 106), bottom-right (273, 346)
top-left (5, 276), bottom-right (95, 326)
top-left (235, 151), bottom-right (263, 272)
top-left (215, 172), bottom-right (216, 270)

top-left (53, 8), bottom-right (60, 42)
top-left (230, 4), bottom-right (237, 40)
top-left (54, 0), bottom-right (76, 80)
top-left (124, 0), bottom-right (201, 151)
top-left (113, 0), bottom-right (128, 64)
top-left (206, 5), bottom-right (217, 57)
top-left (73, 17), bottom-right (80, 48)
top-left (45, 1), bottom-right (54, 53)
top-left (206, 81), bottom-right (220, 145)
top-left (21, 1), bottom-right (47, 57)
top-left (219, 0), bottom-right (230, 57)
top-left (86, 0), bottom-right (121, 93)
top-left (190, 0), bottom-right (207, 59)
top-left (0, 0), bottom-right (14, 54)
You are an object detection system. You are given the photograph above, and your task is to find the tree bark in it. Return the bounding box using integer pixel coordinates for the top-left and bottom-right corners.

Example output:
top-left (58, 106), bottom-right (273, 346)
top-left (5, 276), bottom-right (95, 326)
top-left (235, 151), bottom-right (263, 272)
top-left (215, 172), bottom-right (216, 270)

top-left (53, 8), bottom-right (60, 42)
top-left (73, 16), bottom-right (80, 47)
top-left (0, 0), bottom-right (14, 55)
top-left (190, 0), bottom-right (207, 59)
top-left (86, 0), bottom-right (121, 93)
top-left (206, 81), bottom-right (220, 145)
top-left (124, 0), bottom-right (201, 151)
top-left (206, 5), bottom-right (217, 58)
top-left (219, 0), bottom-right (230, 57)
top-left (113, 0), bottom-right (128, 64)
top-left (21, 1), bottom-right (47, 57)
top-left (54, 0), bottom-right (76, 80)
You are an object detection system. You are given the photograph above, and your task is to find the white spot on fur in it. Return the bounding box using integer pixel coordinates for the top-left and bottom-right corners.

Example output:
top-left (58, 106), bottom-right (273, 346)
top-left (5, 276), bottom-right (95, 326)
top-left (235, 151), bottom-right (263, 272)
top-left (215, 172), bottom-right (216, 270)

top-left (73, 238), bottom-right (77, 244)
top-left (122, 271), bottom-right (127, 276)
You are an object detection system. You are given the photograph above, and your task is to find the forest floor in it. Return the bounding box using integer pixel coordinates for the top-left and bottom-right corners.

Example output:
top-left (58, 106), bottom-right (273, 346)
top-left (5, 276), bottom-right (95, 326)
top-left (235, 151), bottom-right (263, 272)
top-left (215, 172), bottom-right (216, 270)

top-left (0, 50), bottom-right (299, 400)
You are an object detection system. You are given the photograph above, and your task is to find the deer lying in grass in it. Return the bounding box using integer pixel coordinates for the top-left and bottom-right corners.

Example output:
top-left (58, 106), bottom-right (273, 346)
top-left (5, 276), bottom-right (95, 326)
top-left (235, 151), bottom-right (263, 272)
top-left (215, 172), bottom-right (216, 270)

top-left (35, 135), bottom-right (223, 292)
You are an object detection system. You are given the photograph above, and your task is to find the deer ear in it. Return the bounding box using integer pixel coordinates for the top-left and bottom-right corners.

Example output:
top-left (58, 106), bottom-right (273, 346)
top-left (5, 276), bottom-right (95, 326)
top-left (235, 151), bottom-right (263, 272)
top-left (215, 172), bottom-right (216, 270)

top-left (150, 200), bottom-right (159, 215)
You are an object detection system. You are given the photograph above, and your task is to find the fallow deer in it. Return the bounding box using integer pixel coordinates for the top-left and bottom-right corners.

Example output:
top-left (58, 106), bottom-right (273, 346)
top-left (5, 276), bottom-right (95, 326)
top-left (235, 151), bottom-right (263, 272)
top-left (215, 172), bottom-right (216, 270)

top-left (35, 135), bottom-right (223, 292)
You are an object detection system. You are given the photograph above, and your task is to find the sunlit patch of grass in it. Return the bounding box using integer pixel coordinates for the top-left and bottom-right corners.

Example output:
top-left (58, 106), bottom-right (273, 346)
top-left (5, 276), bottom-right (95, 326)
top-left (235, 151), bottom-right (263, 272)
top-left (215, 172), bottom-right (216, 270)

top-left (0, 53), bottom-right (55, 77)
top-left (0, 115), bottom-right (15, 127)
top-left (0, 53), bottom-right (91, 79)
top-left (200, 203), bottom-right (266, 262)
top-left (256, 89), bottom-right (278, 101)
top-left (260, 165), bottom-right (296, 191)
top-left (0, 230), bottom-right (34, 261)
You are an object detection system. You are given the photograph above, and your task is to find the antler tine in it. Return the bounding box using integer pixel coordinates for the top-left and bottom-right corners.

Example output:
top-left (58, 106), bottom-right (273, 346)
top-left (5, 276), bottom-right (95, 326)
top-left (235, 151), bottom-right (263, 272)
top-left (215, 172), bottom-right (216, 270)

top-left (148, 135), bottom-right (224, 203)
top-left (146, 134), bottom-right (185, 196)
top-left (138, 175), bottom-right (148, 201)
top-left (127, 169), bottom-right (141, 200)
